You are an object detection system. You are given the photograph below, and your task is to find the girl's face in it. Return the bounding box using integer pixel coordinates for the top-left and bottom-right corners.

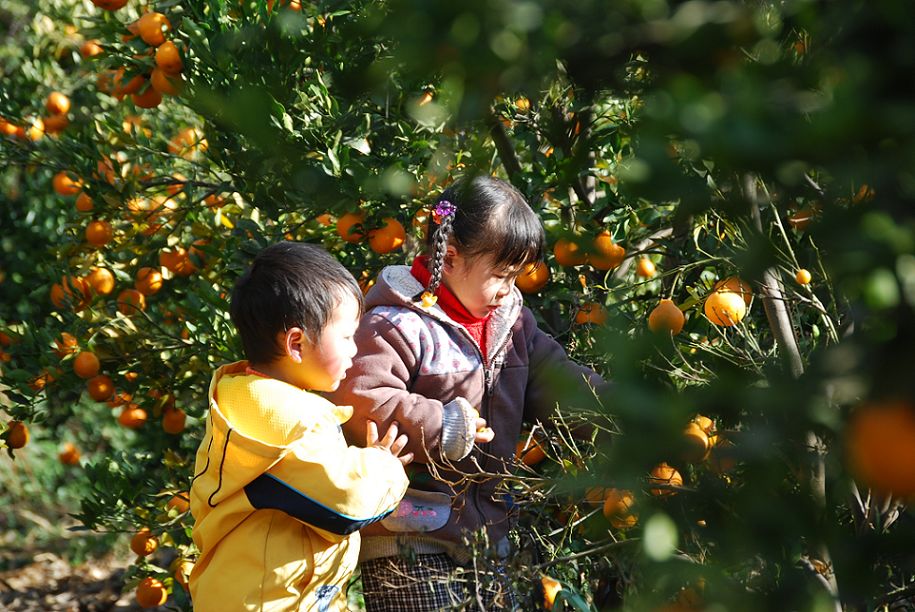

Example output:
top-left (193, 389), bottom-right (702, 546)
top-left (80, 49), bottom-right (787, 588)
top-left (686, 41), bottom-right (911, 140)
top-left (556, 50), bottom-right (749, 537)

top-left (442, 247), bottom-right (521, 318)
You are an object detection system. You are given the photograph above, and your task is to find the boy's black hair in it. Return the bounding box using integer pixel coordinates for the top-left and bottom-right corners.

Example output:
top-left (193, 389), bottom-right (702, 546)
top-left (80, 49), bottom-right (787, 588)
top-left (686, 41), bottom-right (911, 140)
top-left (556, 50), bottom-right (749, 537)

top-left (424, 175), bottom-right (545, 296)
top-left (229, 241), bottom-right (364, 365)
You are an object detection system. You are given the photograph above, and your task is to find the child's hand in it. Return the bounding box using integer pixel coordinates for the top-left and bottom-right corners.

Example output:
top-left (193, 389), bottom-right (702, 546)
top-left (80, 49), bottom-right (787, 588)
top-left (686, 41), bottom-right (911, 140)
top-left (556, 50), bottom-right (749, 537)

top-left (473, 418), bottom-right (495, 444)
top-left (367, 420), bottom-right (414, 466)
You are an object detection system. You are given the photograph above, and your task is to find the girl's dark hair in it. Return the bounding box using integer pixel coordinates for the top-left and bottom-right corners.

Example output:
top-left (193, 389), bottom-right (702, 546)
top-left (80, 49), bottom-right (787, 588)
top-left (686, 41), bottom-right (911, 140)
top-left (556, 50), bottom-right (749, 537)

top-left (229, 241), bottom-right (364, 365)
top-left (424, 175), bottom-right (545, 296)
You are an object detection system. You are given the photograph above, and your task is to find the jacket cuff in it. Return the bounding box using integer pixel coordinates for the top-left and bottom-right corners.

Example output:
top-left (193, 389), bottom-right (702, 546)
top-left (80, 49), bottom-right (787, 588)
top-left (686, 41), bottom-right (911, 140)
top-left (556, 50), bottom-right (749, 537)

top-left (440, 397), bottom-right (476, 461)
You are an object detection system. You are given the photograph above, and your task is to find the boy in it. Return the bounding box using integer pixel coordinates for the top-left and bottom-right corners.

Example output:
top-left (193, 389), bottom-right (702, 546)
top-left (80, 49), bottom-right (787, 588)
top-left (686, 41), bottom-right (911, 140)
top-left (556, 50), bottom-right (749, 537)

top-left (189, 241), bottom-right (411, 611)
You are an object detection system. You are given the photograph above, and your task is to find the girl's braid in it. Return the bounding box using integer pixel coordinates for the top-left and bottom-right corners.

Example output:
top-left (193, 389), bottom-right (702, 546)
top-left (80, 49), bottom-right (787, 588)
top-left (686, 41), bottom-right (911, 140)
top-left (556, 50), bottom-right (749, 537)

top-left (426, 213), bottom-right (453, 296)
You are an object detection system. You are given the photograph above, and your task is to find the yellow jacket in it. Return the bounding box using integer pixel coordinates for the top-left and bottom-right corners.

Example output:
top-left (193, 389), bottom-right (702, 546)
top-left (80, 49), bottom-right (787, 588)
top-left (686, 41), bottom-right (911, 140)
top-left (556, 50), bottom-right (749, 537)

top-left (189, 362), bottom-right (408, 611)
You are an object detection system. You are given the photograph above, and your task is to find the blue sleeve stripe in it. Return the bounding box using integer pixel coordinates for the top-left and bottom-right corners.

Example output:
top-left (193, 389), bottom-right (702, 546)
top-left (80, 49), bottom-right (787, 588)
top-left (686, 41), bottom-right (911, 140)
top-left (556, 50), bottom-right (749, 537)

top-left (243, 473), bottom-right (394, 535)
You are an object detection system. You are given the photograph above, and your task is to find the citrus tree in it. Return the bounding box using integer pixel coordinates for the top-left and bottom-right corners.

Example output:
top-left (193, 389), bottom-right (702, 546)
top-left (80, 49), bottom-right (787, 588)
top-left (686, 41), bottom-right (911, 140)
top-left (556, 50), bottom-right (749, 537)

top-left (2, 0), bottom-right (915, 610)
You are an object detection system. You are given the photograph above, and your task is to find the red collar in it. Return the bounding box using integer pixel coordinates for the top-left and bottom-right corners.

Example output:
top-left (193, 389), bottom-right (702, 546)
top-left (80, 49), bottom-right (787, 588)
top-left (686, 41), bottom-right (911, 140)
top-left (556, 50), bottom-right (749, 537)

top-left (410, 256), bottom-right (490, 326)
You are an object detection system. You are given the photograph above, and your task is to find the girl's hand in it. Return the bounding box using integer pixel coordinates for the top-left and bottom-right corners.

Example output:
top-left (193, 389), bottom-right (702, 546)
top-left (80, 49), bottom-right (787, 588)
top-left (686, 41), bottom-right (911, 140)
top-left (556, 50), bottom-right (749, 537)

top-left (474, 418), bottom-right (495, 444)
top-left (367, 420), bottom-right (414, 465)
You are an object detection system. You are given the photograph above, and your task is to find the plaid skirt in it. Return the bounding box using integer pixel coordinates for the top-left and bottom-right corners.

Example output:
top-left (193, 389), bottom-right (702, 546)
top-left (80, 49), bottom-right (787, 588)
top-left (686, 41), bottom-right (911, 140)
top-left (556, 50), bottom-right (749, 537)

top-left (360, 553), bottom-right (519, 611)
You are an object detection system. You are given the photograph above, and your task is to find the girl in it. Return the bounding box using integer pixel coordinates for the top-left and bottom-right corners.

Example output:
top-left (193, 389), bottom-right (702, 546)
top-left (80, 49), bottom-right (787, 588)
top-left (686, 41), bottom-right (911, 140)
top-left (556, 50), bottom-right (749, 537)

top-left (328, 175), bottom-right (605, 610)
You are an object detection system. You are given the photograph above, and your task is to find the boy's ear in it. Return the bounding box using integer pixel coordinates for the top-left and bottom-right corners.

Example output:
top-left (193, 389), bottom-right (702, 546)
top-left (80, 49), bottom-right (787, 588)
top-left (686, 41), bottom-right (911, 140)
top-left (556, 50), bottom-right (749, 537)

top-left (281, 328), bottom-right (307, 363)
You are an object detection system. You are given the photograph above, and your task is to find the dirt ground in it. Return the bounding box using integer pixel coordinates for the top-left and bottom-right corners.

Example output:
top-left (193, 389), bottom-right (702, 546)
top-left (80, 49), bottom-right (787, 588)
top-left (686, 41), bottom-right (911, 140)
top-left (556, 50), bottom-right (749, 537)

top-left (0, 551), bottom-right (170, 612)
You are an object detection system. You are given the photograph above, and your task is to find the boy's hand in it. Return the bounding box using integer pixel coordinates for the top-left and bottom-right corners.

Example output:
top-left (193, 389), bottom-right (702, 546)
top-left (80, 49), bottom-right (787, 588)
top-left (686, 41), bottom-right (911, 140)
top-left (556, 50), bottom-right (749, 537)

top-left (367, 420), bottom-right (414, 466)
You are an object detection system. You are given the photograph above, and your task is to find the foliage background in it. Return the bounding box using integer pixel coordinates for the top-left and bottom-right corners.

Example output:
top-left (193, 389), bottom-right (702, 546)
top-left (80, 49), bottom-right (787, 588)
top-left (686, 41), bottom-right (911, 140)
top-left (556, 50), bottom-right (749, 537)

top-left (3, 0), bottom-right (915, 609)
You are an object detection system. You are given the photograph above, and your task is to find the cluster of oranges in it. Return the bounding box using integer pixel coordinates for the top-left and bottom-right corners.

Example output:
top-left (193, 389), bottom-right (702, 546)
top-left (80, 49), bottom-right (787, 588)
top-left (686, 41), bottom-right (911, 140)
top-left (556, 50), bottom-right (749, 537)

top-left (91, 2), bottom-right (186, 110)
top-left (0, 91), bottom-right (73, 142)
top-left (333, 211), bottom-right (407, 255)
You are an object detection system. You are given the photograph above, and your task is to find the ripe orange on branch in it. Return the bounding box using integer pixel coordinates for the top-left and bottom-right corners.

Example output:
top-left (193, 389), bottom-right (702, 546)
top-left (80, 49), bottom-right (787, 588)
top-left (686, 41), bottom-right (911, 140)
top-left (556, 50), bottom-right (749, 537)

top-left (117, 289), bottom-right (147, 315)
top-left (136, 577), bottom-right (167, 608)
top-left (58, 442), bottom-right (81, 466)
top-left (336, 211), bottom-right (366, 243)
top-left (590, 230), bottom-right (625, 270)
top-left (847, 400), bottom-right (915, 497)
top-left (514, 261), bottom-right (549, 294)
top-left (5, 421), bottom-right (29, 449)
top-left (119, 404), bottom-right (148, 429)
top-left (135, 267), bottom-right (163, 296)
top-left (45, 92), bottom-right (70, 116)
top-left (136, 12), bottom-right (171, 47)
top-left (155, 41), bottom-right (183, 73)
top-left (75, 192), bottom-right (94, 212)
top-left (602, 488), bottom-right (638, 529)
top-left (648, 299), bottom-right (685, 335)
top-left (648, 462), bottom-right (683, 497)
top-left (53, 171), bottom-right (82, 196)
top-left (130, 527), bottom-right (158, 557)
top-left (73, 351), bottom-right (100, 379)
top-left (91, 0), bottom-right (128, 9)
top-left (54, 332), bottom-right (79, 358)
top-left (86, 220), bottom-right (113, 247)
top-left (541, 575), bottom-right (563, 610)
top-left (50, 276), bottom-right (91, 311)
top-left (368, 217), bottom-right (406, 254)
top-left (636, 257), bottom-right (656, 278)
top-left (575, 302), bottom-right (607, 325)
top-left (86, 267), bottom-right (115, 295)
top-left (515, 433), bottom-right (547, 466)
top-left (87, 375), bottom-right (115, 402)
top-left (553, 238), bottom-right (586, 267)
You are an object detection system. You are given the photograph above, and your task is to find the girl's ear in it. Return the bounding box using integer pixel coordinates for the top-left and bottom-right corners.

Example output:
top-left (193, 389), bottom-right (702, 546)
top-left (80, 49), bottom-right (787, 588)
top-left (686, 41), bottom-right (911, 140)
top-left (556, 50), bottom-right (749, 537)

top-left (443, 244), bottom-right (459, 274)
top-left (281, 328), bottom-right (307, 363)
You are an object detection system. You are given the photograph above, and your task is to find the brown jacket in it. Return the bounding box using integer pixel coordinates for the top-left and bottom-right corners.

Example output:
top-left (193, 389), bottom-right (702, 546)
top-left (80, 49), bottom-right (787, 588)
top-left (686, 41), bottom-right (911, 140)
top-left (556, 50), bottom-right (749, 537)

top-left (327, 265), bottom-right (602, 561)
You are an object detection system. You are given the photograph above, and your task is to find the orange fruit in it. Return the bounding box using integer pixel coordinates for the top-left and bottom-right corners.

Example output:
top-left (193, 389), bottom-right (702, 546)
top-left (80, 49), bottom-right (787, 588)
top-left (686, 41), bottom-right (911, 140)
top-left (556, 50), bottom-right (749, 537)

top-left (155, 40), bottom-right (183, 73)
top-left (704, 289), bottom-right (747, 327)
top-left (648, 299), bottom-right (685, 335)
top-left (86, 267), bottom-right (115, 295)
top-left (648, 462), bottom-right (683, 497)
top-left (708, 435), bottom-right (737, 474)
top-left (315, 213), bottom-right (334, 226)
top-left (86, 219), bottom-right (113, 247)
top-left (54, 332), bottom-right (79, 358)
top-left (796, 269), bottom-right (812, 285)
top-left (636, 257), bottom-right (657, 278)
top-left (162, 407), bottom-right (187, 434)
top-left (847, 400), bottom-right (915, 497)
top-left (131, 85), bottom-right (163, 109)
top-left (682, 422), bottom-right (710, 462)
top-left (58, 442), bottom-right (81, 466)
top-left (368, 217), bottom-right (406, 254)
top-left (136, 577), bottom-right (168, 608)
top-left (787, 206), bottom-right (818, 231)
top-left (53, 171), bottom-right (82, 196)
top-left (118, 404), bottom-right (148, 429)
top-left (167, 491), bottom-right (191, 513)
top-left (553, 238), bottom-right (586, 267)
top-left (91, 0), bottom-right (128, 8)
top-left (24, 117), bottom-right (45, 141)
top-left (172, 558), bottom-right (194, 590)
top-left (575, 302), bottom-right (607, 325)
top-left (73, 351), bottom-right (100, 379)
top-left (108, 391), bottom-right (133, 409)
top-left (166, 173), bottom-right (186, 196)
top-left (136, 12), bottom-right (171, 46)
top-left (135, 267), bottom-right (163, 296)
top-left (0, 117), bottom-right (18, 136)
top-left (541, 575), bottom-right (562, 610)
top-left (5, 421), bottom-right (29, 449)
top-left (590, 231), bottom-right (626, 270)
top-left (168, 127), bottom-right (207, 159)
top-left (336, 211), bottom-right (366, 243)
top-left (713, 276), bottom-right (752, 306)
top-left (515, 97), bottom-right (531, 112)
top-left (80, 39), bottom-right (103, 58)
top-left (159, 247), bottom-right (196, 276)
top-left (693, 414), bottom-right (714, 435)
top-left (87, 375), bottom-right (115, 402)
top-left (111, 68), bottom-right (145, 98)
top-left (45, 92), bottom-right (70, 116)
top-left (150, 68), bottom-right (183, 96)
top-left (43, 114), bottom-right (70, 134)
top-left (117, 289), bottom-right (147, 315)
top-left (515, 434), bottom-right (547, 466)
top-left (75, 192), bottom-right (94, 212)
top-left (50, 275), bottom-right (91, 311)
top-left (515, 261), bottom-right (549, 294)
top-left (602, 488), bottom-right (638, 529)
top-left (130, 527), bottom-right (158, 557)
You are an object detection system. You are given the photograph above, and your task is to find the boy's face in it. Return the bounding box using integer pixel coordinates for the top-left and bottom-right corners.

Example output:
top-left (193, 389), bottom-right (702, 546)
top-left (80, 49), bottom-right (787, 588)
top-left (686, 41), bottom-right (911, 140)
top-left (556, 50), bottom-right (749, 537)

top-left (295, 292), bottom-right (360, 392)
